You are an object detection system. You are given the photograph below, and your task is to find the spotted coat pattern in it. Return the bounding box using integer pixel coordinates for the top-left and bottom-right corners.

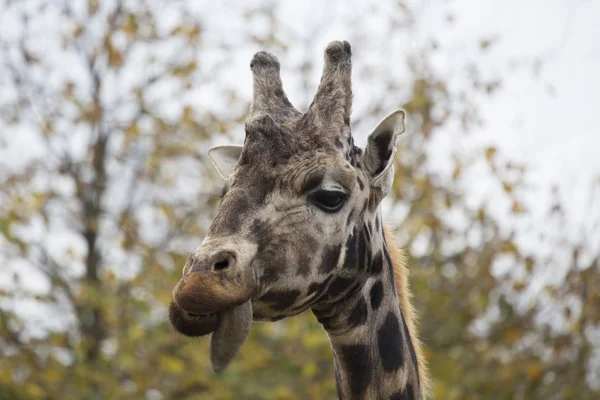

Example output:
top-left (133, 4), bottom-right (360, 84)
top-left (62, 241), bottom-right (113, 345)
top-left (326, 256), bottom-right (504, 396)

top-left (171, 41), bottom-right (429, 400)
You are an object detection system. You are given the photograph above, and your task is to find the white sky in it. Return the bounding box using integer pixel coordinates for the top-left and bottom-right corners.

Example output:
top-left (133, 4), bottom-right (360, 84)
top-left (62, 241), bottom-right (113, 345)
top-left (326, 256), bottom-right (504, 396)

top-left (426, 0), bottom-right (600, 260)
top-left (426, 0), bottom-right (600, 213)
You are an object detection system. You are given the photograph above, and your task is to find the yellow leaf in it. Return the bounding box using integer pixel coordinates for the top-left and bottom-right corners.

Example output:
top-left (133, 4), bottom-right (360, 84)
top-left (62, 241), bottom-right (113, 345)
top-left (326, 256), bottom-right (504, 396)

top-left (172, 61), bottom-right (197, 77)
top-left (123, 14), bottom-right (138, 36)
top-left (513, 281), bottom-right (526, 292)
top-left (302, 362), bottom-right (317, 378)
top-left (502, 181), bottom-right (513, 193)
top-left (41, 120), bottom-right (54, 137)
top-left (452, 164), bottom-right (461, 180)
top-left (501, 241), bottom-right (518, 254)
top-left (74, 24), bottom-right (84, 38)
top-left (182, 105), bottom-right (194, 126)
top-left (527, 363), bottom-right (542, 381)
top-left (32, 192), bottom-right (48, 209)
top-left (511, 200), bottom-right (525, 214)
top-left (159, 355), bottom-right (185, 373)
top-left (477, 207), bottom-right (486, 221)
top-left (104, 35), bottom-right (123, 67)
top-left (124, 122), bottom-right (139, 145)
top-left (272, 386), bottom-right (295, 400)
top-left (485, 146), bottom-right (497, 162)
top-left (160, 204), bottom-right (176, 222)
top-left (505, 327), bottom-right (523, 345)
top-left (88, 0), bottom-right (98, 16)
top-left (23, 383), bottom-right (45, 398)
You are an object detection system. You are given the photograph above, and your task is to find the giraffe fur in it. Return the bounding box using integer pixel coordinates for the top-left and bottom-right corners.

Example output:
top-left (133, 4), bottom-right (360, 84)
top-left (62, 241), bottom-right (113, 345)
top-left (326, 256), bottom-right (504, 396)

top-left (168, 40), bottom-right (429, 400)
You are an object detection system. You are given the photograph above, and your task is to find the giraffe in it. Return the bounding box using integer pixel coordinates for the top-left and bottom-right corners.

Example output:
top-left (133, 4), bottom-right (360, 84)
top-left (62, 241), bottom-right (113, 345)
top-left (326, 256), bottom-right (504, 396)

top-left (169, 41), bottom-right (430, 400)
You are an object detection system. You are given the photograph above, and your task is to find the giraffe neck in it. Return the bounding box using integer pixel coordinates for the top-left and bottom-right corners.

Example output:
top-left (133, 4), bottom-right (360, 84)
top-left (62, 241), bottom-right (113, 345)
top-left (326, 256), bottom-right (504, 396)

top-left (312, 219), bottom-right (421, 400)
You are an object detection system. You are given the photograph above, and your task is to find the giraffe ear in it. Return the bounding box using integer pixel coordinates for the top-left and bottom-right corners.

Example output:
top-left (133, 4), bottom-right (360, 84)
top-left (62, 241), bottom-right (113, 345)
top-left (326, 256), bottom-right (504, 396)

top-left (362, 109), bottom-right (406, 194)
top-left (208, 145), bottom-right (244, 180)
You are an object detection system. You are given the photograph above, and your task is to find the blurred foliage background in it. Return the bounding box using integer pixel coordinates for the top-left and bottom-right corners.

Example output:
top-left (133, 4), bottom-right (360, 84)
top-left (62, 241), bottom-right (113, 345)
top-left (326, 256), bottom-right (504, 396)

top-left (0, 1), bottom-right (599, 399)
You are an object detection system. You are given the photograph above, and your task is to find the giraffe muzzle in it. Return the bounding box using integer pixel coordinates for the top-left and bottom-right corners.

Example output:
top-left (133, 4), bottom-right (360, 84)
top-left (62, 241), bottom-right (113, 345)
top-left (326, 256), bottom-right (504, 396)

top-left (169, 268), bottom-right (255, 333)
top-left (169, 241), bottom-right (257, 336)
top-left (169, 238), bottom-right (258, 371)
top-left (169, 269), bottom-right (255, 373)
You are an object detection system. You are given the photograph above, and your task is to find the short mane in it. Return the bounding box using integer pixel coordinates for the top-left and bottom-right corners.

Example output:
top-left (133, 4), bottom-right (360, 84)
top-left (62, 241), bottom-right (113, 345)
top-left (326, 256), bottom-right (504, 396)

top-left (384, 225), bottom-right (431, 399)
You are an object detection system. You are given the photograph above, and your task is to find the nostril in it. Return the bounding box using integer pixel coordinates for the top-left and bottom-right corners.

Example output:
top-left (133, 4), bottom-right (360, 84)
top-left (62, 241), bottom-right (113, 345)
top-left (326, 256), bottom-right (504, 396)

top-left (213, 259), bottom-right (230, 271)
top-left (212, 252), bottom-right (235, 271)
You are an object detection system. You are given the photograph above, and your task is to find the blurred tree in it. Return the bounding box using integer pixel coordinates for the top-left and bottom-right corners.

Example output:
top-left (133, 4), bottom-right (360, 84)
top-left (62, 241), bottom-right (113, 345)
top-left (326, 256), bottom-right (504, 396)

top-left (0, 1), bottom-right (598, 400)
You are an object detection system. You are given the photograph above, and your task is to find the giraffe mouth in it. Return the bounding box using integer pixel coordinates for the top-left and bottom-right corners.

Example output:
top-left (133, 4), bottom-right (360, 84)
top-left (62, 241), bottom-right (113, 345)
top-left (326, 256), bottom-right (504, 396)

top-left (169, 298), bottom-right (253, 373)
top-left (168, 300), bottom-right (221, 337)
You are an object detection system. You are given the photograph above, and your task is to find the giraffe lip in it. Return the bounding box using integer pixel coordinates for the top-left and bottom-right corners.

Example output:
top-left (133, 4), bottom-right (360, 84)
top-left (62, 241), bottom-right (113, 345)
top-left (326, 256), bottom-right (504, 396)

top-left (171, 271), bottom-right (256, 316)
top-left (169, 300), bottom-right (221, 337)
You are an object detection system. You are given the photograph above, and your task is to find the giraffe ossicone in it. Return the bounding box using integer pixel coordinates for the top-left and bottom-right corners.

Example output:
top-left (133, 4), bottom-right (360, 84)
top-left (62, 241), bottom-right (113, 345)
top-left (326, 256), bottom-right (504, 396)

top-left (169, 40), bottom-right (429, 399)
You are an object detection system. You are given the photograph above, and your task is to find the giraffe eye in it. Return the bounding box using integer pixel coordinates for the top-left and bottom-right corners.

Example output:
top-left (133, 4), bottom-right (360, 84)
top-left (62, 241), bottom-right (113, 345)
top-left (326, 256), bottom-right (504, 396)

top-left (310, 190), bottom-right (347, 213)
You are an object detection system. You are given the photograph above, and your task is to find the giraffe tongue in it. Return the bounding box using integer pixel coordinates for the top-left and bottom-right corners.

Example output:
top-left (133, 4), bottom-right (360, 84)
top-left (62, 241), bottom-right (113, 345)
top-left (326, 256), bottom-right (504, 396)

top-left (210, 300), bottom-right (252, 373)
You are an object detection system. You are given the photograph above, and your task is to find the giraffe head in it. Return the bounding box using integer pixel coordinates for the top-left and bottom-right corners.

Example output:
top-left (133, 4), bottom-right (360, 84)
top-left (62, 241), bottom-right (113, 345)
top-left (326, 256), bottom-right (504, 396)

top-left (169, 41), bottom-right (406, 371)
